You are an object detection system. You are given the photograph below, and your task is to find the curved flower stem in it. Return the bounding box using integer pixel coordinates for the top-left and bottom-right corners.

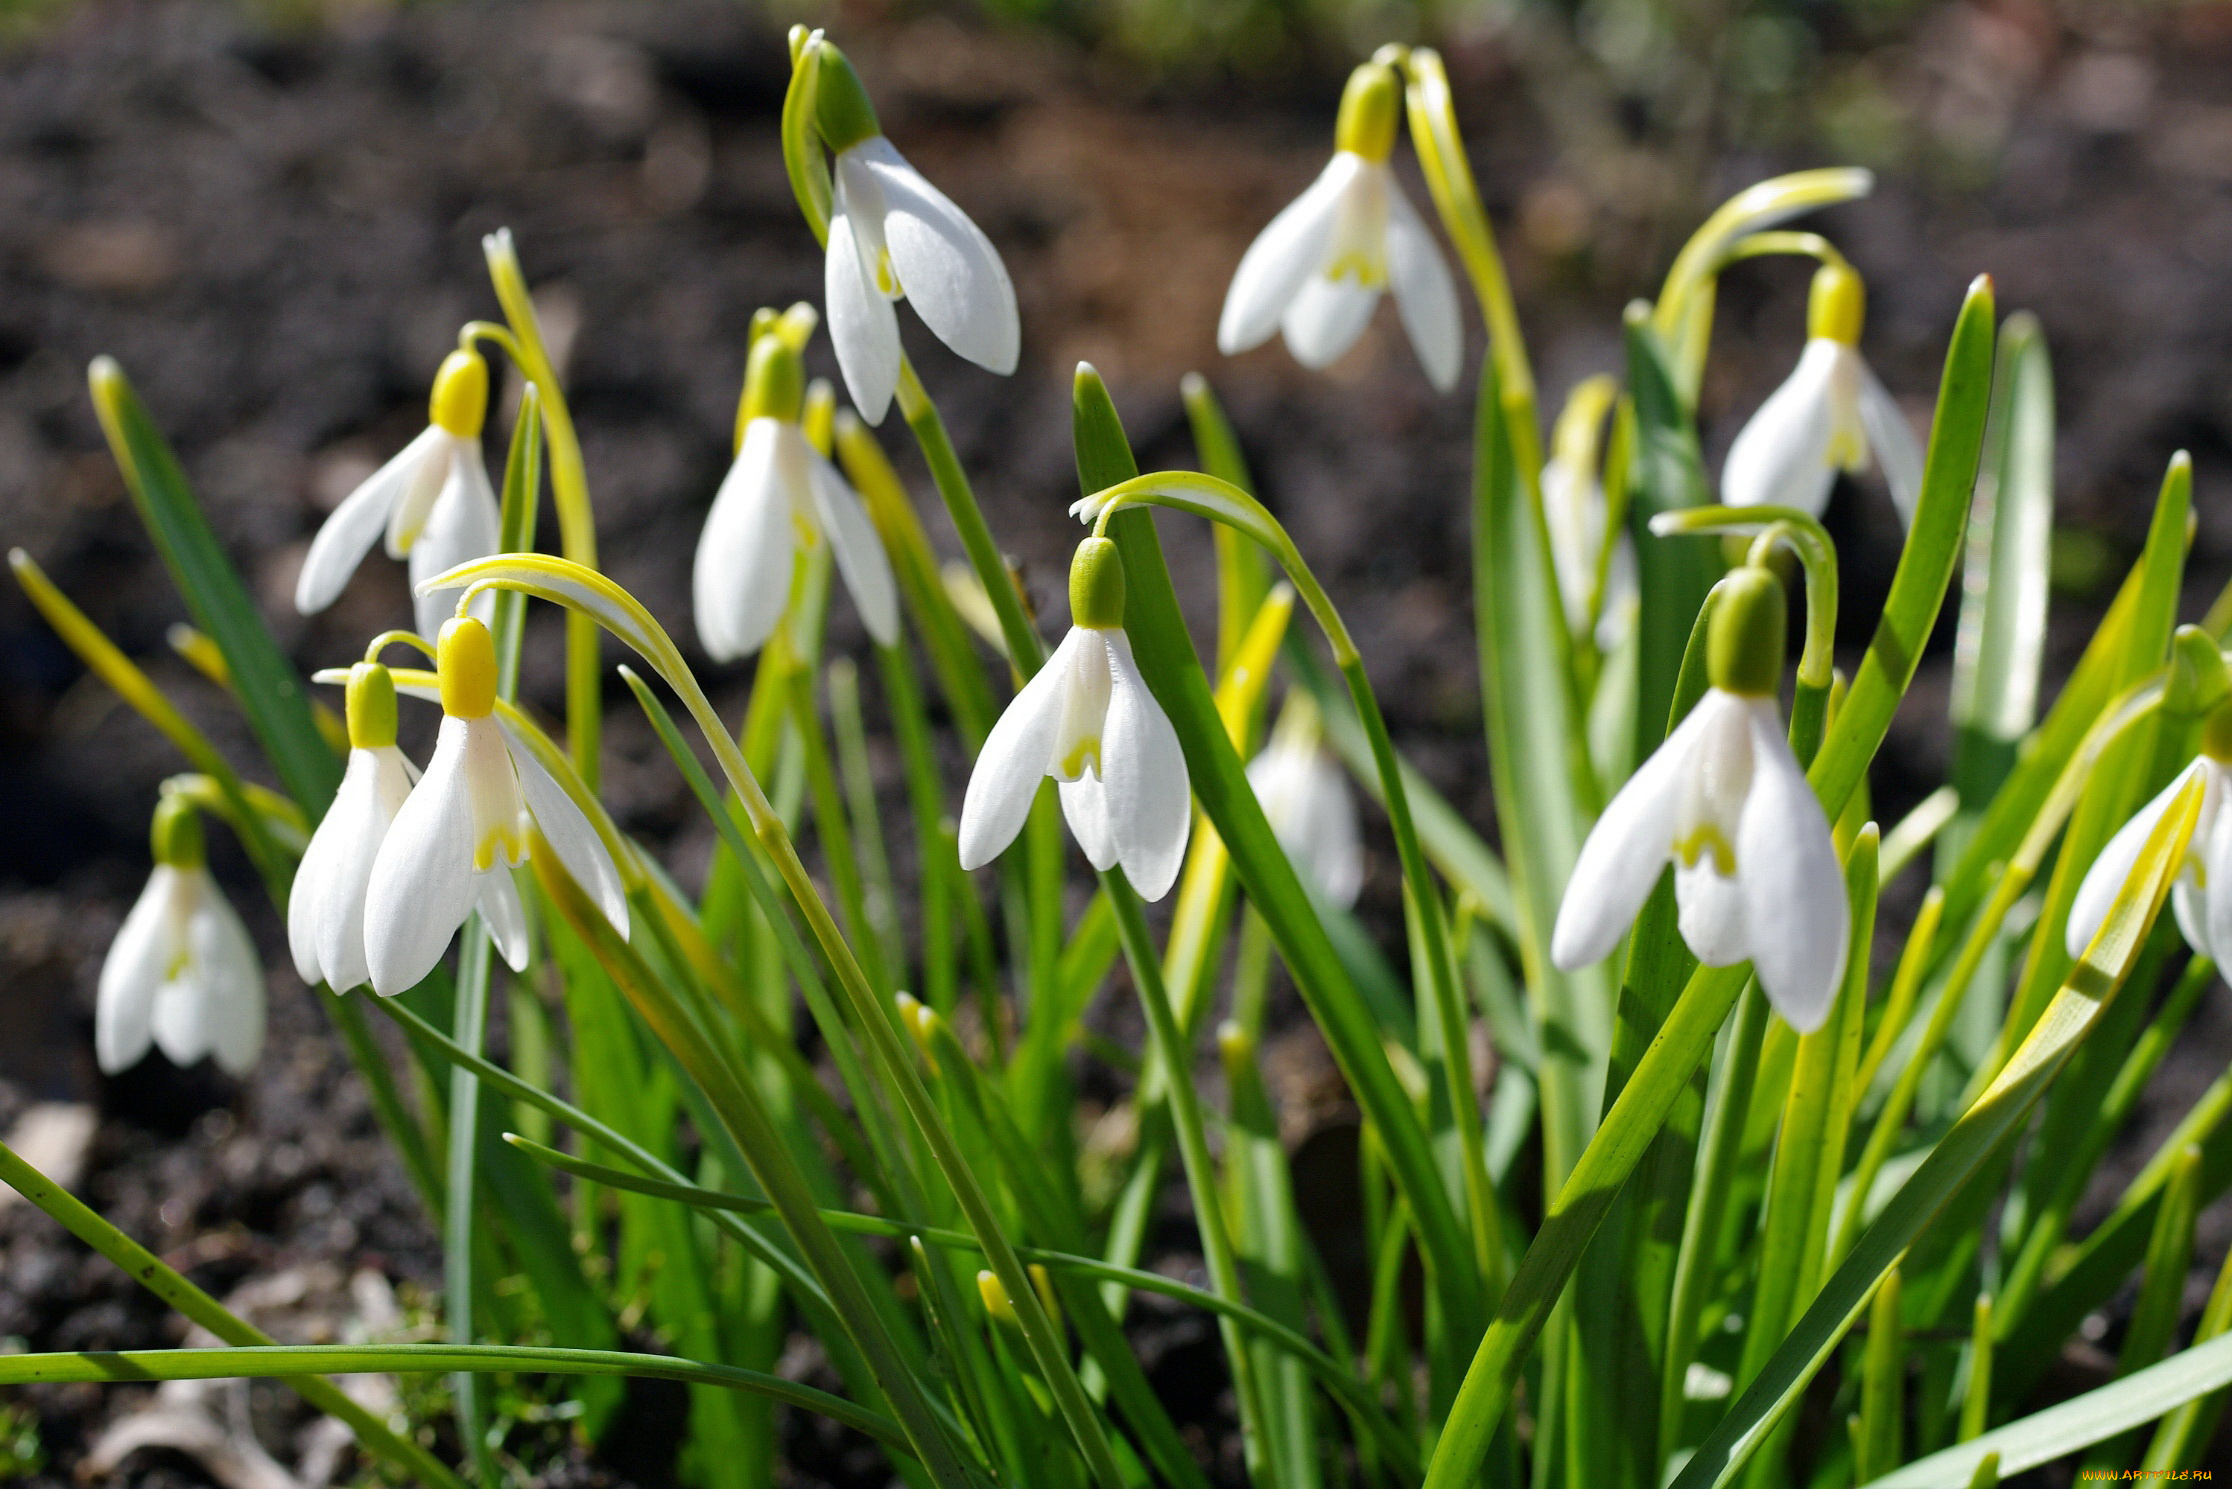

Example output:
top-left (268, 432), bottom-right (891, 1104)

top-left (481, 230), bottom-right (603, 789)
top-left (1716, 231), bottom-right (1852, 274)
top-left (0, 1141), bottom-right (466, 1489)
top-left (435, 555), bottom-right (1125, 1489)
top-left (1083, 472), bottom-right (1502, 1293)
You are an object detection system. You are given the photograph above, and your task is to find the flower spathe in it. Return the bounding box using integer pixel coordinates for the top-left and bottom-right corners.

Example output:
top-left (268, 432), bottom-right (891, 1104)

top-left (1248, 726), bottom-right (1364, 909)
top-left (812, 43), bottom-right (1019, 426)
top-left (1722, 262), bottom-right (1923, 525)
top-left (98, 797), bottom-right (264, 1077)
top-left (288, 663), bottom-right (415, 993)
top-left (2065, 722), bottom-right (2232, 964)
top-left (1542, 375), bottom-right (1635, 649)
top-left (294, 349), bottom-right (500, 640)
top-left (1550, 568), bottom-right (1849, 1031)
top-left (1217, 62), bottom-right (1461, 392)
top-left (694, 331), bottom-right (898, 661)
top-left (360, 616), bottom-right (628, 996)
top-left (958, 538), bottom-right (1191, 900)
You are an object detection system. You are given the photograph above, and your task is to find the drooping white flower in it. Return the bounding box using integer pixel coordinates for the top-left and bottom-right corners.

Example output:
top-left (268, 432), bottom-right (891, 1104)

top-left (810, 42), bottom-right (1019, 426)
top-left (1217, 60), bottom-right (1461, 393)
top-left (1542, 375), bottom-right (1636, 649)
top-left (360, 616), bottom-right (627, 996)
top-left (2065, 746), bottom-right (2232, 964)
top-left (958, 537), bottom-right (1191, 899)
top-left (98, 797), bottom-right (264, 1076)
top-left (1247, 712), bottom-right (1364, 908)
top-left (1550, 567), bottom-right (1849, 1031)
top-left (288, 663), bottom-right (416, 993)
top-left (294, 349), bottom-right (500, 640)
top-left (694, 330), bottom-right (898, 661)
top-left (1722, 262), bottom-right (1923, 525)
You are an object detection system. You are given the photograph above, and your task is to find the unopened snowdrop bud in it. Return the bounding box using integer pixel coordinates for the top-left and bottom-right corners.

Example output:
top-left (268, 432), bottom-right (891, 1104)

top-left (288, 662), bottom-right (417, 993)
top-left (1551, 566), bottom-right (1849, 1031)
top-left (2067, 639), bottom-right (2232, 965)
top-left (360, 617), bottom-right (628, 996)
top-left (1247, 698), bottom-right (1364, 908)
top-left (1721, 261), bottom-right (1923, 526)
top-left (695, 329), bottom-right (898, 662)
top-left (958, 538), bottom-right (1191, 899)
top-left (1218, 60), bottom-right (1461, 392)
top-left (295, 347), bottom-right (501, 640)
top-left (1542, 375), bottom-right (1634, 647)
top-left (98, 794), bottom-right (265, 1077)
top-left (813, 41), bottom-right (1020, 425)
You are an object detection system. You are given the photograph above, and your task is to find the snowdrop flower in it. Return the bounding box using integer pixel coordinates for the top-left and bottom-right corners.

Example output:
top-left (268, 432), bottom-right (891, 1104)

top-left (695, 329), bottom-right (898, 661)
top-left (2064, 707), bottom-right (2232, 963)
top-left (287, 662), bottom-right (415, 992)
top-left (1248, 704), bottom-right (1363, 908)
top-left (361, 616), bottom-right (627, 996)
top-left (958, 537), bottom-right (1191, 899)
top-left (1550, 567), bottom-right (1849, 1031)
top-left (1217, 60), bottom-right (1461, 392)
top-left (294, 349), bottom-right (500, 641)
top-left (98, 795), bottom-right (264, 1076)
top-left (1722, 263), bottom-right (1923, 526)
top-left (1542, 375), bottom-right (1635, 649)
top-left (810, 42), bottom-right (1019, 425)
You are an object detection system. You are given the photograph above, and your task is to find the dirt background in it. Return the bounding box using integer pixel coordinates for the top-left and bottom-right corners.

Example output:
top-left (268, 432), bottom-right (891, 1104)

top-left (1, 0), bottom-right (2231, 1481)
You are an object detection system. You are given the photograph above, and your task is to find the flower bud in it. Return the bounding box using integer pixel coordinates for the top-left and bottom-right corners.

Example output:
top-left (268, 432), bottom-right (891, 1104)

top-left (977, 1269), bottom-right (1018, 1326)
top-left (344, 662), bottom-right (399, 751)
top-left (1708, 566), bottom-right (1787, 698)
top-left (1068, 537), bottom-right (1126, 631)
top-left (740, 332), bottom-right (808, 430)
top-left (1807, 263), bottom-right (1866, 347)
top-left (151, 792), bottom-right (205, 869)
top-left (895, 992), bottom-right (940, 1056)
top-left (1334, 61), bottom-right (1402, 163)
top-left (436, 615), bottom-right (498, 720)
top-left (812, 43), bottom-right (881, 154)
top-left (428, 348), bottom-right (490, 439)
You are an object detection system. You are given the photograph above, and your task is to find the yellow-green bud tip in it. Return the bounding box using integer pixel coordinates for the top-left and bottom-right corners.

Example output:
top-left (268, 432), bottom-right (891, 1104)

top-left (437, 616), bottom-right (498, 719)
top-left (812, 44), bottom-right (881, 155)
top-left (976, 1270), bottom-right (1016, 1324)
top-left (429, 348), bottom-right (490, 439)
top-left (1216, 1020), bottom-right (1253, 1068)
top-left (895, 992), bottom-right (940, 1054)
top-left (1335, 62), bottom-right (1403, 162)
top-left (1069, 537), bottom-right (1126, 631)
top-left (741, 333), bottom-right (807, 427)
top-left (1808, 264), bottom-right (1866, 347)
top-left (1708, 566), bottom-right (1787, 698)
top-left (346, 662), bottom-right (399, 750)
top-left (151, 792), bottom-right (205, 869)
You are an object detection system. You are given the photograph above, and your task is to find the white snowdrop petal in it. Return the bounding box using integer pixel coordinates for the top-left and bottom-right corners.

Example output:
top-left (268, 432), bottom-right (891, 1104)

top-left (1218, 154), bottom-right (1359, 356)
top-left (1736, 702), bottom-right (1849, 1032)
top-left (2065, 761), bottom-right (2205, 960)
top-left (98, 866), bottom-right (183, 1075)
top-left (479, 868), bottom-right (532, 973)
top-left (149, 981), bottom-right (210, 1068)
top-left (1550, 700), bottom-right (1712, 970)
top-left (1301, 752), bottom-right (1365, 908)
top-left (409, 451), bottom-right (502, 642)
top-left (1385, 183), bottom-right (1463, 392)
top-left (1857, 361), bottom-right (1926, 528)
top-left (1099, 631), bottom-right (1191, 900)
top-left (384, 427), bottom-right (462, 559)
top-left (509, 731), bottom-right (628, 937)
top-left (2173, 879), bottom-right (2213, 964)
top-left (958, 627), bottom-right (1084, 870)
top-left (293, 748), bottom-right (395, 991)
top-left (2203, 780), bottom-right (2232, 973)
top-left (190, 883), bottom-right (264, 1076)
top-left (364, 717), bottom-right (481, 996)
top-left (294, 427), bottom-right (443, 615)
top-left (1675, 859), bottom-right (1750, 967)
top-left (808, 450), bottom-right (901, 645)
top-left (694, 419), bottom-right (800, 663)
top-left (1722, 339), bottom-right (1842, 517)
top-left (1060, 772), bottom-right (1117, 871)
top-left (1281, 275), bottom-right (1381, 370)
top-left (857, 139), bottom-right (1020, 376)
top-left (826, 205), bottom-right (902, 425)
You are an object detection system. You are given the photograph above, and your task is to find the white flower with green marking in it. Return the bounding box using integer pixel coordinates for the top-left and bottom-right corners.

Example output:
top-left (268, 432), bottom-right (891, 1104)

top-left (958, 538), bottom-right (1191, 900)
top-left (694, 330), bottom-right (897, 662)
top-left (360, 617), bottom-right (627, 996)
top-left (294, 348), bottom-right (501, 641)
top-left (810, 44), bottom-right (1019, 426)
top-left (1217, 61), bottom-right (1460, 392)
top-left (1722, 263), bottom-right (1922, 525)
top-left (287, 662), bottom-right (416, 994)
top-left (1551, 568), bottom-right (1849, 1031)
top-left (98, 796), bottom-right (264, 1077)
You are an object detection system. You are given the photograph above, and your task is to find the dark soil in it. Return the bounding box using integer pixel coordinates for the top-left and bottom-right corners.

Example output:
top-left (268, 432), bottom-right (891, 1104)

top-left (2, 0), bottom-right (2232, 1482)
